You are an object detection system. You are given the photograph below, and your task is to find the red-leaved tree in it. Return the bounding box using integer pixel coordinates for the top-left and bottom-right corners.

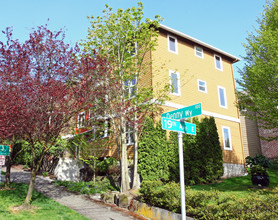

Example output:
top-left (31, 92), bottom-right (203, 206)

top-left (0, 25), bottom-right (113, 206)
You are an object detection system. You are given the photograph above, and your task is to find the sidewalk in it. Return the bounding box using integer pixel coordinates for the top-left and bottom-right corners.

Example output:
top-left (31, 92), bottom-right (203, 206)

top-left (1, 166), bottom-right (147, 220)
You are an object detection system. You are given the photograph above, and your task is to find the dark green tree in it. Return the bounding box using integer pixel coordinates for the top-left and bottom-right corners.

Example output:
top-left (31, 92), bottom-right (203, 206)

top-left (138, 117), bottom-right (172, 181)
top-left (174, 117), bottom-right (223, 185)
top-left (195, 117), bottom-right (223, 183)
top-left (237, 0), bottom-right (278, 141)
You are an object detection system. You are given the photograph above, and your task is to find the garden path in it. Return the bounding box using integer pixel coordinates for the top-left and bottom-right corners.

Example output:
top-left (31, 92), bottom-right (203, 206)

top-left (1, 166), bottom-right (147, 220)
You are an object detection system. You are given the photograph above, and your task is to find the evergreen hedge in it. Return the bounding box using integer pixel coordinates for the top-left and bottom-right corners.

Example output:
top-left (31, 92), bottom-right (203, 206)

top-left (138, 116), bottom-right (223, 184)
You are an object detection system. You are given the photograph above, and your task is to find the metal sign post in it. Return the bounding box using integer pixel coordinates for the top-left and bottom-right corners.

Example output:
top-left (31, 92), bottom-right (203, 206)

top-left (0, 155), bottom-right (5, 184)
top-left (161, 103), bottom-right (202, 220)
top-left (178, 132), bottom-right (186, 220)
top-left (0, 165), bottom-right (1, 183)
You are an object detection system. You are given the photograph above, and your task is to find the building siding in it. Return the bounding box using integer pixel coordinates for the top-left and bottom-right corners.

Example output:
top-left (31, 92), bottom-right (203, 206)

top-left (152, 26), bottom-right (245, 167)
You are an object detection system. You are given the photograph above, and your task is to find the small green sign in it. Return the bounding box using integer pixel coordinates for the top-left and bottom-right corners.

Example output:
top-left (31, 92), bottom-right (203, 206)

top-left (0, 145), bottom-right (10, 156)
top-left (161, 103), bottom-right (202, 119)
top-left (161, 118), bottom-right (196, 135)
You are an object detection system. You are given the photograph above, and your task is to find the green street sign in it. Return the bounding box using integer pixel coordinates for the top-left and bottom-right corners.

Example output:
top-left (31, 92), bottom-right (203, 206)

top-left (161, 103), bottom-right (202, 120)
top-left (0, 145), bottom-right (10, 156)
top-left (161, 117), bottom-right (196, 135)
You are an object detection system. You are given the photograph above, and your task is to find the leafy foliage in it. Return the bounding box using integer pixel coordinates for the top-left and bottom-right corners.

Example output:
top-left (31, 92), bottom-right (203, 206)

top-left (139, 180), bottom-right (278, 219)
top-left (138, 117), bottom-right (223, 185)
top-left (82, 2), bottom-right (169, 191)
top-left (54, 176), bottom-right (119, 194)
top-left (138, 117), bottom-right (176, 182)
top-left (237, 0), bottom-right (278, 141)
top-left (0, 24), bottom-right (112, 204)
top-left (246, 154), bottom-right (272, 176)
top-left (246, 154), bottom-right (272, 168)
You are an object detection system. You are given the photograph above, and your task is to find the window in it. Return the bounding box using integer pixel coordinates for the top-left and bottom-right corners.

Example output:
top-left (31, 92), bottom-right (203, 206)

top-left (95, 119), bottom-right (110, 139)
top-left (124, 78), bottom-right (136, 98)
top-left (129, 42), bottom-right (137, 57)
top-left (218, 86), bottom-right (227, 108)
top-left (169, 70), bottom-right (180, 96)
top-left (126, 123), bottom-right (134, 145)
top-left (198, 79), bottom-right (207, 93)
top-left (214, 55), bottom-right (223, 71)
top-left (168, 35), bottom-right (178, 54)
top-left (77, 112), bottom-right (86, 128)
top-left (195, 46), bottom-right (203, 58)
top-left (222, 126), bottom-right (232, 150)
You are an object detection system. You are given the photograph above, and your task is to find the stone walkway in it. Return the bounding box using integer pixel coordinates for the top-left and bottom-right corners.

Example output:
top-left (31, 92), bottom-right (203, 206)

top-left (1, 166), bottom-right (147, 220)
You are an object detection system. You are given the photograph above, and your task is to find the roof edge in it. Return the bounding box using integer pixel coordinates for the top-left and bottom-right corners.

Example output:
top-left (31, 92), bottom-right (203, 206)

top-left (159, 24), bottom-right (241, 63)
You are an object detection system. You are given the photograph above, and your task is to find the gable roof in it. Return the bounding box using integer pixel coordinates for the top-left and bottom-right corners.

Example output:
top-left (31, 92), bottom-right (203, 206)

top-left (159, 24), bottom-right (240, 63)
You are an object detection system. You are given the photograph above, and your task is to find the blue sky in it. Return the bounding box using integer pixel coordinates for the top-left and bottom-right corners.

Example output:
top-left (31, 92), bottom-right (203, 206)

top-left (0, 0), bottom-right (266, 86)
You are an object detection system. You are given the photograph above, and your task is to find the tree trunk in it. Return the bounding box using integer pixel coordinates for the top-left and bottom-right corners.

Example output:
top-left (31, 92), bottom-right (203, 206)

top-left (24, 148), bottom-right (47, 205)
top-left (24, 167), bottom-right (37, 205)
top-left (120, 117), bottom-right (130, 192)
top-left (5, 155), bottom-right (11, 188)
top-left (93, 158), bottom-right (96, 184)
top-left (132, 123), bottom-right (139, 189)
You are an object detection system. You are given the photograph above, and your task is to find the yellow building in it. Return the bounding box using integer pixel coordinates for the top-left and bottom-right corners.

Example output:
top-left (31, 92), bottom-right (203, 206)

top-left (152, 24), bottom-right (245, 177)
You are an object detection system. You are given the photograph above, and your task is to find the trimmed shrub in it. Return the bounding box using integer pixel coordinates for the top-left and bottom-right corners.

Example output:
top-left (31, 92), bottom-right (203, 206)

top-left (139, 116), bottom-right (223, 184)
top-left (139, 181), bottom-right (278, 219)
top-left (138, 117), bottom-right (173, 181)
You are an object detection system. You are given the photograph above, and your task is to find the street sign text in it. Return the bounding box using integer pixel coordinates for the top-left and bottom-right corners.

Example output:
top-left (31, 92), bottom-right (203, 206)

top-left (162, 118), bottom-right (196, 135)
top-left (0, 145), bottom-right (10, 156)
top-left (161, 103), bottom-right (202, 120)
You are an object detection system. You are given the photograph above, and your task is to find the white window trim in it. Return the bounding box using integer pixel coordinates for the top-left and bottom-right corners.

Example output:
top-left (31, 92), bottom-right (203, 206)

top-left (129, 42), bottom-right (137, 57)
top-left (167, 35), bottom-right (178, 54)
top-left (195, 46), bottom-right (204, 58)
top-left (126, 124), bottom-right (134, 145)
top-left (222, 126), bottom-right (232, 150)
top-left (91, 119), bottom-right (110, 139)
top-left (214, 54), bottom-right (223, 71)
top-left (218, 86), bottom-right (228, 109)
top-left (103, 119), bottom-right (110, 138)
top-left (169, 70), bottom-right (181, 96)
top-left (77, 111), bottom-right (86, 128)
top-left (125, 77), bottom-right (136, 99)
top-left (197, 79), bottom-right (207, 93)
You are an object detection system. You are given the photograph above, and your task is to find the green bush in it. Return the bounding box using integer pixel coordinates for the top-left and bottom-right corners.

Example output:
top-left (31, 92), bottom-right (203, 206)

top-left (54, 176), bottom-right (119, 195)
top-left (139, 181), bottom-right (278, 219)
top-left (138, 117), bottom-right (175, 182)
top-left (98, 157), bottom-right (118, 174)
top-left (246, 154), bottom-right (272, 168)
top-left (139, 116), bottom-right (223, 185)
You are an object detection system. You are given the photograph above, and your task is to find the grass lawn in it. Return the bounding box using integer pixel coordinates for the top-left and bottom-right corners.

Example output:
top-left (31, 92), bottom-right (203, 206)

top-left (0, 182), bottom-right (88, 220)
top-left (190, 164), bottom-right (278, 197)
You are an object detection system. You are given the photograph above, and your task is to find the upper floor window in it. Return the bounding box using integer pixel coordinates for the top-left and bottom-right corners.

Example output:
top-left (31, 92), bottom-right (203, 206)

top-left (218, 86), bottom-right (227, 108)
top-left (169, 70), bottom-right (180, 96)
top-left (214, 55), bottom-right (223, 71)
top-left (198, 79), bottom-right (207, 93)
top-left (195, 46), bottom-right (203, 58)
top-left (124, 78), bottom-right (136, 98)
top-left (168, 35), bottom-right (178, 54)
top-left (222, 126), bottom-right (232, 150)
top-left (77, 111), bottom-right (86, 128)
